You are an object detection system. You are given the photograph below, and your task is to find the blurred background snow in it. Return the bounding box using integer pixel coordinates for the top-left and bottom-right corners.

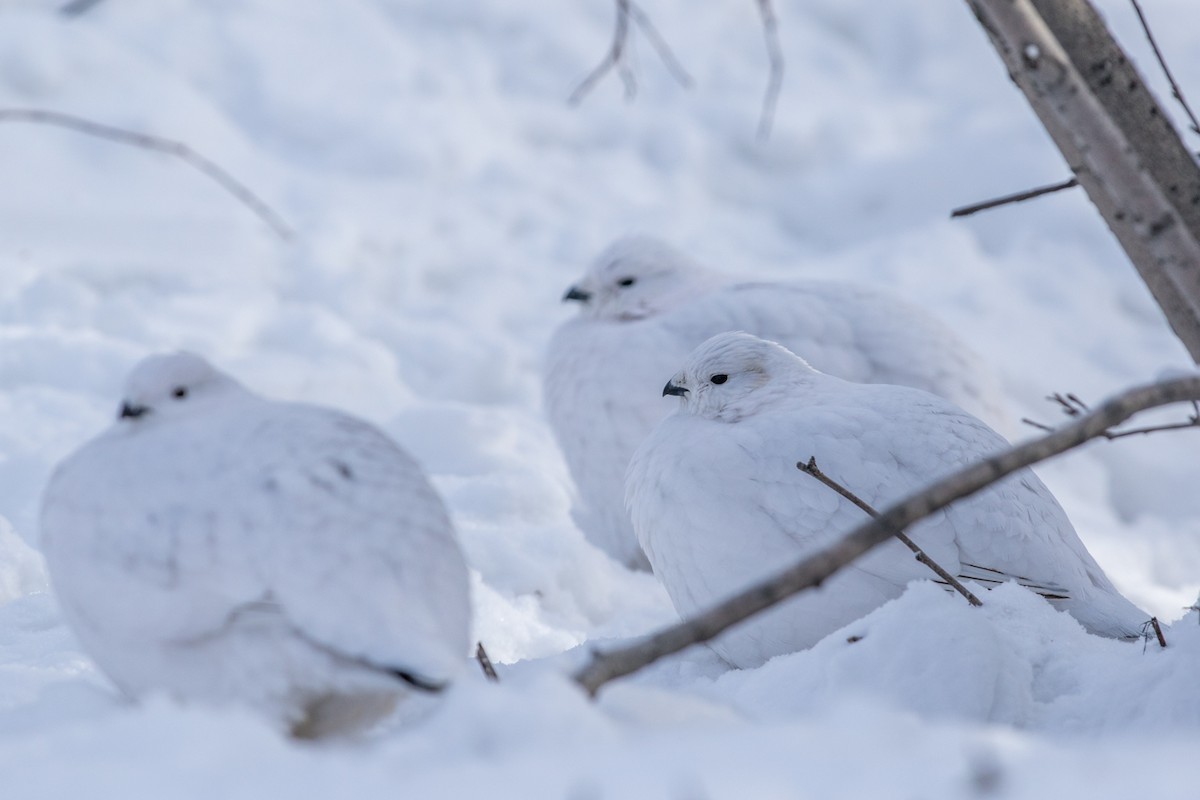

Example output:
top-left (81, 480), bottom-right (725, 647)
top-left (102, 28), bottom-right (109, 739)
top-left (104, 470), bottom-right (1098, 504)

top-left (2, 0), bottom-right (1200, 796)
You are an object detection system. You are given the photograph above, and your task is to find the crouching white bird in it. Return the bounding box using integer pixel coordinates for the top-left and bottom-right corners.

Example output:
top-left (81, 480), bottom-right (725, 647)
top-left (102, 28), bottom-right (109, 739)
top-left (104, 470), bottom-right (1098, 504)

top-left (40, 352), bottom-right (472, 738)
top-left (545, 235), bottom-right (1006, 569)
top-left (626, 332), bottom-right (1146, 668)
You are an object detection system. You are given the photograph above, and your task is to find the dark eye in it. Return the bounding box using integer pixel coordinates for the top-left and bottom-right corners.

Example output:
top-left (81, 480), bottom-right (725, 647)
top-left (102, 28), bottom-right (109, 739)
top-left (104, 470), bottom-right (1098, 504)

top-left (172, 386), bottom-right (188, 399)
top-left (617, 277), bottom-right (636, 287)
top-left (710, 374), bottom-right (728, 385)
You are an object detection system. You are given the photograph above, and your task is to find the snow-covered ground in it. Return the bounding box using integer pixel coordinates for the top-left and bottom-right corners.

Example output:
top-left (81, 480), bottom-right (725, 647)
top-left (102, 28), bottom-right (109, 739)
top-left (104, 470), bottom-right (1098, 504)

top-left (2, 0), bottom-right (1200, 796)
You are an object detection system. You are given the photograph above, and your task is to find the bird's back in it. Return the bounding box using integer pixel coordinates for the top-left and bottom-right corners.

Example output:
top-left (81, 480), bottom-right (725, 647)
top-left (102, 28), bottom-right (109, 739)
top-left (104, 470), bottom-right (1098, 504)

top-left (628, 373), bottom-right (1144, 666)
top-left (672, 280), bottom-right (1006, 425)
top-left (40, 398), bottom-right (471, 725)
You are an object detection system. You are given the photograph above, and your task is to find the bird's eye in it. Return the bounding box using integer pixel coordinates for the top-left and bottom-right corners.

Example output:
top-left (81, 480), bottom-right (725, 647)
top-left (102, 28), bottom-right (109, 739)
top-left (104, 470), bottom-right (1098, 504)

top-left (617, 277), bottom-right (636, 287)
top-left (710, 374), bottom-right (728, 385)
top-left (172, 386), bottom-right (188, 399)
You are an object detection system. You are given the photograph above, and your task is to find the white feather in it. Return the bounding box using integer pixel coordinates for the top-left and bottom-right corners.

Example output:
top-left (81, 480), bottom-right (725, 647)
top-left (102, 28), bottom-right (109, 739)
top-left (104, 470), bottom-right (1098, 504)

top-left (545, 236), bottom-right (1007, 568)
top-left (626, 332), bottom-right (1146, 668)
top-left (39, 352), bottom-right (472, 737)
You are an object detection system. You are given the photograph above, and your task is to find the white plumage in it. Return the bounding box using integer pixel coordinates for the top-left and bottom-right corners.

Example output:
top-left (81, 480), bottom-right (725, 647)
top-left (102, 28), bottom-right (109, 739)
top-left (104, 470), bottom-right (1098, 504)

top-left (39, 352), bottom-right (471, 738)
top-left (545, 235), bottom-right (1006, 569)
top-left (626, 332), bottom-right (1146, 668)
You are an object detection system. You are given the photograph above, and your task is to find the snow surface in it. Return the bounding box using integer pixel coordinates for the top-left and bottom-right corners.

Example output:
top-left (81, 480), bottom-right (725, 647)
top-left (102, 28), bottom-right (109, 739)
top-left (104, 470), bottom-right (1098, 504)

top-left (2, 0), bottom-right (1200, 796)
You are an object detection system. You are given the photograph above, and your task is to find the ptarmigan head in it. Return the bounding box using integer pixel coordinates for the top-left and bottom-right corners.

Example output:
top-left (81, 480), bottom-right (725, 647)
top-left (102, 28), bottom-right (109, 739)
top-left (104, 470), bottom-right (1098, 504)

top-left (663, 332), bottom-right (816, 422)
top-left (561, 235), bottom-right (719, 321)
top-left (118, 351), bottom-right (250, 424)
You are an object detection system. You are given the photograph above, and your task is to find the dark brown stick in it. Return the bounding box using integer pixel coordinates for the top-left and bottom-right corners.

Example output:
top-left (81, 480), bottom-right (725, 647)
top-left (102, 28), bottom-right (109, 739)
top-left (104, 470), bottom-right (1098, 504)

top-left (798, 457), bottom-right (982, 607)
top-left (1130, 0), bottom-right (1200, 138)
top-left (755, 0), bottom-right (785, 140)
top-left (1149, 617), bottom-right (1167, 648)
top-left (475, 642), bottom-right (499, 682)
top-left (0, 108), bottom-right (293, 240)
top-left (951, 177), bottom-right (1079, 218)
top-left (573, 376), bottom-right (1200, 696)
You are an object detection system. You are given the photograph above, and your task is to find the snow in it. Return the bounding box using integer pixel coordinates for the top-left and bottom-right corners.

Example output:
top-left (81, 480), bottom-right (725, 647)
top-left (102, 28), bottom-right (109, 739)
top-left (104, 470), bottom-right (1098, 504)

top-left (2, 0), bottom-right (1200, 795)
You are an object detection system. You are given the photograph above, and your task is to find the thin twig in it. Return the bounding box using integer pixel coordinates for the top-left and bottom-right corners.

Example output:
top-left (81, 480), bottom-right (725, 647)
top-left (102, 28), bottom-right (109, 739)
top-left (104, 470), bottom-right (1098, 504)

top-left (755, 0), bottom-right (785, 140)
top-left (568, 0), bottom-right (636, 105)
top-left (1023, 392), bottom-right (1200, 440)
top-left (1149, 617), bottom-right (1167, 648)
top-left (626, 4), bottom-right (693, 89)
top-left (1102, 420), bottom-right (1200, 439)
top-left (475, 642), bottom-right (499, 682)
top-left (59, 0), bottom-right (107, 16)
top-left (569, 0), bottom-right (691, 106)
top-left (798, 457), bottom-right (982, 607)
top-left (573, 375), bottom-right (1200, 696)
top-left (951, 177), bottom-right (1079, 218)
top-left (0, 108), bottom-right (293, 240)
top-left (1130, 0), bottom-right (1200, 139)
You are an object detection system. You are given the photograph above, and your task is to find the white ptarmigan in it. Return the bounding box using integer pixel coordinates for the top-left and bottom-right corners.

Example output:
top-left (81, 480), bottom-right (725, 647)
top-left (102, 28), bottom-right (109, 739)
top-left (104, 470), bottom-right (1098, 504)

top-left (39, 352), bottom-right (472, 738)
top-left (626, 332), bottom-right (1147, 668)
top-left (544, 235), bottom-right (1006, 569)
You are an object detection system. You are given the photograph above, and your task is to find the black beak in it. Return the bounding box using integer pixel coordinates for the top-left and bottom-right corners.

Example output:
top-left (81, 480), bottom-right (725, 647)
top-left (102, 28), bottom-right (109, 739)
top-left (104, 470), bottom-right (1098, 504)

top-left (663, 381), bottom-right (688, 397)
top-left (119, 402), bottom-right (149, 420)
top-left (562, 285), bottom-right (591, 302)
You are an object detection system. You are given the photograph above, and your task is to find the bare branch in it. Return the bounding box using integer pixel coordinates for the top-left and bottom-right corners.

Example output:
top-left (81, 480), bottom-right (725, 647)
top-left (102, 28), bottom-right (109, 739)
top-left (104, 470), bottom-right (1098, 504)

top-left (1143, 617), bottom-right (1167, 649)
top-left (0, 108), bottom-right (293, 241)
top-left (475, 642), bottom-right (499, 682)
top-left (626, 4), bottom-right (693, 90)
top-left (966, 0), bottom-right (1200, 362)
top-left (1130, 0), bottom-right (1200, 140)
top-left (1102, 419), bottom-right (1200, 440)
top-left (1024, 391), bottom-right (1200, 440)
top-left (573, 376), bottom-right (1200, 696)
top-left (569, 0), bottom-right (691, 106)
top-left (950, 177), bottom-right (1079, 219)
top-left (569, 0), bottom-right (633, 105)
top-left (60, 0), bottom-right (107, 16)
top-left (754, 0), bottom-right (785, 141)
top-left (798, 457), bottom-right (982, 607)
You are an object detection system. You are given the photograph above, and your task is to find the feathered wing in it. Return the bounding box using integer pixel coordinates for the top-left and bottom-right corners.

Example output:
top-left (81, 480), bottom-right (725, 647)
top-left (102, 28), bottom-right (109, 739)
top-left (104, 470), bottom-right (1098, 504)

top-left (627, 408), bottom-right (926, 666)
top-left (41, 401), bottom-right (471, 699)
top-left (242, 405), bottom-right (472, 684)
top-left (814, 380), bottom-right (1147, 638)
top-left (627, 375), bottom-right (1145, 666)
top-left (40, 427), bottom-right (268, 660)
top-left (544, 316), bottom-right (688, 567)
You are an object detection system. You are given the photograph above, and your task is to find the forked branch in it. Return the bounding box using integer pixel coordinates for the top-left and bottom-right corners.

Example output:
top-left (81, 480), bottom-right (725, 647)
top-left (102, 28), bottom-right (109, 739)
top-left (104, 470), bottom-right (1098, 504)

top-left (568, 0), bottom-right (692, 106)
top-left (574, 375), bottom-right (1200, 696)
top-left (1022, 392), bottom-right (1200, 440)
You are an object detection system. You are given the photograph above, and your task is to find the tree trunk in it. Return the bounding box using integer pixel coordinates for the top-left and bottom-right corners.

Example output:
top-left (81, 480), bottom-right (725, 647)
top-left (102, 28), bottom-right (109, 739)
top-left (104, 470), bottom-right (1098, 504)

top-left (965, 0), bottom-right (1200, 363)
